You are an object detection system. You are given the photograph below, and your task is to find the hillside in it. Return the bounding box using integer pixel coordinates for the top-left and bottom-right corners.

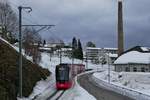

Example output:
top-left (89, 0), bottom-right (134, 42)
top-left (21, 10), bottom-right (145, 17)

top-left (0, 38), bottom-right (51, 100)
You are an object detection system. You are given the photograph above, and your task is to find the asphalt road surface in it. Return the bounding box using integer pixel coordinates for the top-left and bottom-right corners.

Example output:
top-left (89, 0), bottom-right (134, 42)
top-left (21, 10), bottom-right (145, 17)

top-left (77, 73), bottom-right (134, 100)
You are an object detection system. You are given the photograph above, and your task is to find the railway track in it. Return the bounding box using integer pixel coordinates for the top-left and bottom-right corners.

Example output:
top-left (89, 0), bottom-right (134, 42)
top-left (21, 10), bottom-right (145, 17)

top-left (46, 90), bottom-right (65, 100)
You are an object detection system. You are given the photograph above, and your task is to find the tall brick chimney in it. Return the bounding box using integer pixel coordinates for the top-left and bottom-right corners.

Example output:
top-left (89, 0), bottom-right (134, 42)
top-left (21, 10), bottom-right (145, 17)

top-left (118, 0), bottom-right (124, 56)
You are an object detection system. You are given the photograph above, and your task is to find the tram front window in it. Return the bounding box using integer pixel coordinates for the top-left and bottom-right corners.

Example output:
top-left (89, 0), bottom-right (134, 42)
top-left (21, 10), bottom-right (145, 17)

top-left (56, 67), bottom-right (69, 81)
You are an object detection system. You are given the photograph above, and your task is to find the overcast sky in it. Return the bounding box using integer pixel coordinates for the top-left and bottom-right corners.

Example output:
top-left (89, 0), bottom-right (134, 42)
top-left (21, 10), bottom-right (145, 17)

top-left (9, 0), bottom-right (150, 49)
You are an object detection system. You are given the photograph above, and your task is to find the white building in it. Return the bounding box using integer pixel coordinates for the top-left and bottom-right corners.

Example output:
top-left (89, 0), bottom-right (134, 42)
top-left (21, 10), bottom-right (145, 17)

top-left (114, 47), bottom-right (150, 72)
top-left (85, 47), bottom-right (118, 64)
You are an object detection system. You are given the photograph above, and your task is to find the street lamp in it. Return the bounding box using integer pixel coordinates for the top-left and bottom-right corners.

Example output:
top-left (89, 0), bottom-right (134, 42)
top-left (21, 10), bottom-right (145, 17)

top-left (18, 6), bottom-right (32, 98)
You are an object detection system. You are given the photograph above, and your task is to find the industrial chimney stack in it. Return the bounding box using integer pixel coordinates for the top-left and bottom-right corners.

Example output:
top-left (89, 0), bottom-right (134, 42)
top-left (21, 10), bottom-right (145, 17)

top-left (118, 0), bottom-right (124, 56)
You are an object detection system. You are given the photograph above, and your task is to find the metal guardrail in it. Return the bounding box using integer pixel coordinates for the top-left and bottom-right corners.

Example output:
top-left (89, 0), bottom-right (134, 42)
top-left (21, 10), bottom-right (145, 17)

top-left (92, 75), bottom-right (150, 100)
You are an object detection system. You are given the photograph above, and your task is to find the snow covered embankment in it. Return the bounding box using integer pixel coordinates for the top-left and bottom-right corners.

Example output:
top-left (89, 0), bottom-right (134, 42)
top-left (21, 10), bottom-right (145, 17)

top-left (92, 71), bottom-right (150, 100)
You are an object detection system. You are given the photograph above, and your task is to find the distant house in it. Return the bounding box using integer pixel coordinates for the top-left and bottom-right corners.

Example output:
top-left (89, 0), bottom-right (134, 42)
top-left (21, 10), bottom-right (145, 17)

top-left (114, 46), bottom-right (150, 72)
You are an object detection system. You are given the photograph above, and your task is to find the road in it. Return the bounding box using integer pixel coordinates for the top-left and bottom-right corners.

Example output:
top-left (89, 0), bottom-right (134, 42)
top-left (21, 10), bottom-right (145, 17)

top-left (77, 73), bottom-right (134, 100)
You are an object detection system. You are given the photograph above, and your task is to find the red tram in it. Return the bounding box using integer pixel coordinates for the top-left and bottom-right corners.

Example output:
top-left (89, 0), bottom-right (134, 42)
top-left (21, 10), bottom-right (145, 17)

top-left (55, 63), bottom-right (85, 90)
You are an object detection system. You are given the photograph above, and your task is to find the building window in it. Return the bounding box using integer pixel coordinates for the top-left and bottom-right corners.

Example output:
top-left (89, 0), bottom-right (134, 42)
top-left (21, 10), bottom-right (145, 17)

top-left (145, 68), bottom-right (148, 72)
top-left (141, 67), bottom-right (145, 72)
top-left (133, 67), bottom-right (137, 72)
top-left (119, 67), bottom-right (122, 71)
top-left (125, 67), bottom-right (130, 72)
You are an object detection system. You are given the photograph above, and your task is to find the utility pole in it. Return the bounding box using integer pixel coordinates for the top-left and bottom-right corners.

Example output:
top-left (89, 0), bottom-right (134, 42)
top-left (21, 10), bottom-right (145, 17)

top-left (18, 6), bottom-right (54, 97)
top-left (18, 6), bottom-right (32, 98)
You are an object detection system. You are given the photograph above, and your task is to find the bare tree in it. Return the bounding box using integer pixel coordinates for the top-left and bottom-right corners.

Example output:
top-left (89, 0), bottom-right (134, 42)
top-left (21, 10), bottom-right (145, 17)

top-left (23, 27), bottom-right (42, 64)
top-left (0, 1), bottom-right (18, 43)
top-left (23, 28), bottom-right (34, 56)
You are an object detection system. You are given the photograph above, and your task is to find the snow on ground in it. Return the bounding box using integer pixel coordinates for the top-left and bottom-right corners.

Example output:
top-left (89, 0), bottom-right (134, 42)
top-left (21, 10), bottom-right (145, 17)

top-left (59, 76), bottom-right (96, 100)
top-left (1, 37), bottom-right (97, 100)
top-left (16, 50), bottom-right (150, 100)
top-left (19, 75), bottom-right (56, 100)
top-left (22, 52), bottom-right (98, 100)
top-left (38, 53), bottom-right (98, 100)
top-left (2, 37), bottom-right (150, 99)
top-left (93, 70), bottom-right (150, 100)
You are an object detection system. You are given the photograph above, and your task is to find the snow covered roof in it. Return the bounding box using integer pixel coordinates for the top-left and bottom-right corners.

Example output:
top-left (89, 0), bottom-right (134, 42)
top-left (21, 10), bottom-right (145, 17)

top-left (114, 51), bottom-right (150, 64)
top-left (124, 46), bottom-right (150, 53)
top-left (141, 47), bottom-right (150, 52)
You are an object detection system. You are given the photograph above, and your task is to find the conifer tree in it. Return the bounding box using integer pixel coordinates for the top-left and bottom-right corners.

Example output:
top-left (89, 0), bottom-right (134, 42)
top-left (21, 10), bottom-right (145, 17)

top-left (72, 37), bottom-right (77, 58)
top-left (43, 40), bottom-right (46, 46)
top-left (71, 37), bottom-right (83, 60)
top-left (72, 37), bottom-right (77, 49)
top-left (77, 39), bottom-right (83, 60)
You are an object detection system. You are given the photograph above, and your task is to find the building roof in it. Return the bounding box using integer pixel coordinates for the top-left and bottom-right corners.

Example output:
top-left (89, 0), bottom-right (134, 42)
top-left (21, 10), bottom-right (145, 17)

top-left (114, 51), bottom-right (150, 64)
top-left (123, 46), bottom-right (150, 54)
